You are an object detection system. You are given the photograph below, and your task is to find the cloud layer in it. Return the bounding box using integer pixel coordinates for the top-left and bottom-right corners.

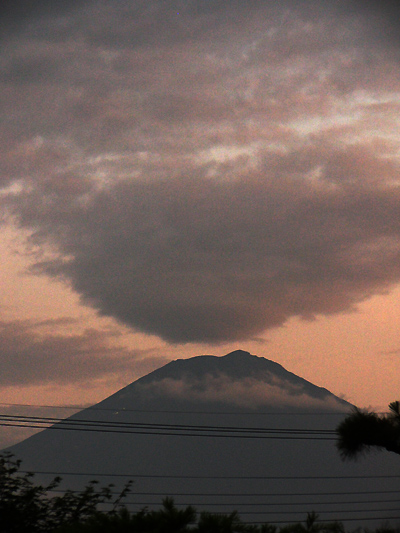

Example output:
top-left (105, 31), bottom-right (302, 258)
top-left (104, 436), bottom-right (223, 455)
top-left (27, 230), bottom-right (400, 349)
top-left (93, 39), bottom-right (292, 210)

top-left (136, 375), bottom-right (348, 411)
top-left (2, 1), bottom-right (400, 343)
top-left (0, 319), bottom-right (165, 386)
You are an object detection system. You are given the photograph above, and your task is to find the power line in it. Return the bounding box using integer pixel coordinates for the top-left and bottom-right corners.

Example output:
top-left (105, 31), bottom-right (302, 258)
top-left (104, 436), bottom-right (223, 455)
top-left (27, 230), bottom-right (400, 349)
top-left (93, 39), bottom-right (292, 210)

top-left (40, 488), bottom-right (400, 524)
top-left (0, 402), bottom-right (351, 416)
top-left (92, 499), bottom-right (400, 508)
top-left (0, 414), bottom-right (338, 439)
top-left (20, 470), bottom-right (400, 480)
top-left (0, 423), bottom-right (338, 440)
top-left (0, 413), bottom-right (337, 433)
top-left (95, 499), bottom-right (400, 523)
top-left (48, 489), bottom-right (400, 496)
top-left (247, 516), bottom-right (400, 525)
top-left (128, 490), bottom-right (400, 497)
top-left (27, 487), bottom-right (400, 525)
top-left (5, 460), bottom-right (400, 526)
top-left (47, 491), bottom-right (400, 525)
top-left (0, 414), bottom-right (338, 432)
top-left (121, 506), bottom-right (400, 516)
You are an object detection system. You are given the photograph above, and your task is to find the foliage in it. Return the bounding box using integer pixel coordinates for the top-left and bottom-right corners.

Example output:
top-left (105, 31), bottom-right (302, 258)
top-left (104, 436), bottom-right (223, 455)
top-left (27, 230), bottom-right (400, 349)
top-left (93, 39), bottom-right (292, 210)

top-left (0, 452), bottom-right (130, 533)
top-left (1, 453), bottom-right (399, 532)
top-left (336, 401), bottom-right (400, 460)
top-left (55, 507), bottom-right (134, 532)
top-left (280, 513), bottom-right (344, 533)
top-left (197, 509), bottom-right (255, 532)
top-left (131, 497), bottom-right (196, 533)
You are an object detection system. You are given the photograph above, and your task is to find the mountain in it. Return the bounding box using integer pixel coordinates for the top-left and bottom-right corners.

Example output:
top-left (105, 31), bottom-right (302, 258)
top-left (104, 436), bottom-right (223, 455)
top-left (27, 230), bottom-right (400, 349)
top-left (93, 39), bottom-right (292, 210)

top-left (4, 351), bottom-right (399, 528)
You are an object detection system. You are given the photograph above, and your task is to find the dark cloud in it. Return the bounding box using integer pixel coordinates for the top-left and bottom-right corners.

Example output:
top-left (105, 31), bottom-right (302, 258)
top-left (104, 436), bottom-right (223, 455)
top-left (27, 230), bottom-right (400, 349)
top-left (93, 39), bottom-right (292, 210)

top-left (0, 0), bottom-right (89, 40)
top-left (2, 1), bottom-right (400, 343)
top-left (0, 319), bottom-right (166, 386)
top-left (9, 153), bottom-right (400, 343)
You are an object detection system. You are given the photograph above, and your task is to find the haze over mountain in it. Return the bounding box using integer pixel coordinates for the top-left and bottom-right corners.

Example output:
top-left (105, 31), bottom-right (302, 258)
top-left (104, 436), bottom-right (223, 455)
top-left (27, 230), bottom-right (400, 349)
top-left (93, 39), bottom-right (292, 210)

top-left (5, 351), bottom-right (399, 527)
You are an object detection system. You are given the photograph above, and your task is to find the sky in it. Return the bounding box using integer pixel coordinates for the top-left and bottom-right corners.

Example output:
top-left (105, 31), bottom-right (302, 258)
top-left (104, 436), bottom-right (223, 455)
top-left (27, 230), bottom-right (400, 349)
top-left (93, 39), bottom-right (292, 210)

top-left (1, 0), bottom-right (400, 447)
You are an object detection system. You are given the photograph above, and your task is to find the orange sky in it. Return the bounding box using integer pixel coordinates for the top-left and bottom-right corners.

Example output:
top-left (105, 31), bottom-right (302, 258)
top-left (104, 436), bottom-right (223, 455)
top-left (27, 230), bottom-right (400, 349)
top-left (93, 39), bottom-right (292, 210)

top-left (1, 222), bottom-right (399, 411)
top-left (1, 1), bottom-right (400, 448)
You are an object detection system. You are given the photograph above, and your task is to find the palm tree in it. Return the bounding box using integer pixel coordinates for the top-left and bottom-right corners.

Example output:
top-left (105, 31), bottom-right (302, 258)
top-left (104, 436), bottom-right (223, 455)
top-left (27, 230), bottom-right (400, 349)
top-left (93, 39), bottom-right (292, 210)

top-left (336, 401), bottom-right (400, 460)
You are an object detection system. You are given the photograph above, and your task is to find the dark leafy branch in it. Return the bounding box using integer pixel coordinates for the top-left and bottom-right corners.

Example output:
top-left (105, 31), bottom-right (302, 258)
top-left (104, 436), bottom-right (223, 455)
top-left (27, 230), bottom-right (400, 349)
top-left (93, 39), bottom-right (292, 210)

top-left (336, 401), bottom-right (400, 460)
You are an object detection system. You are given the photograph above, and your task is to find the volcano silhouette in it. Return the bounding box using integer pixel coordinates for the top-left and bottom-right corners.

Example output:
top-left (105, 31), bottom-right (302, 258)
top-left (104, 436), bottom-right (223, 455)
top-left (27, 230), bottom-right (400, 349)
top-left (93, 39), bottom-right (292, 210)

top-left (5, 351), bottom-right (399, 527)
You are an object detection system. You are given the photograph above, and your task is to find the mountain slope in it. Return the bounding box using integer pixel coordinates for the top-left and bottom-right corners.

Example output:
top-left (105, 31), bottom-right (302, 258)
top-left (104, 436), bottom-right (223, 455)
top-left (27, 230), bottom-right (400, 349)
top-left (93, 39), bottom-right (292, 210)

top-left (5, 351), bottom-right (398, 528)
top-left (90, 350), bottom-right (349, 419)
top-left (127, 350), bottom-right (338, 401)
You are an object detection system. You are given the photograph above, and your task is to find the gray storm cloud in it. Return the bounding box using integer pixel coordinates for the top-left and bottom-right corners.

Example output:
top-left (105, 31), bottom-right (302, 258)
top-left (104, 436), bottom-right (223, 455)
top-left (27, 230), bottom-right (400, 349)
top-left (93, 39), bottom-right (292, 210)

top-left (2, 1), bottom-right (400, 343)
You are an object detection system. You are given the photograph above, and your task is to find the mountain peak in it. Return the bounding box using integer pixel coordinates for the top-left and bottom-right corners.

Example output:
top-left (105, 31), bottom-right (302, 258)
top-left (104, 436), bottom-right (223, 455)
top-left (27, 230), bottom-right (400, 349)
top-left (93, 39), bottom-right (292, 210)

top-left (105, 350), bottom-right (349, 412)
top-left (223, 349), bottom-right (252, 358)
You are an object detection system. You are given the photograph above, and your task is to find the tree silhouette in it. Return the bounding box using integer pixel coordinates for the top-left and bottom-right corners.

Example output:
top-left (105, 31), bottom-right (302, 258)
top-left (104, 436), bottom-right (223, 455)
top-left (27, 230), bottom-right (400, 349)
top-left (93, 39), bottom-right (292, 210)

top-left (336, 401), bottom-right (400, 460)
top-left (143, 497), bottom-right (197, 532)
top-left (279, 512), bottom-right (344, 533)
top-left (197, 509), bottom-right (250, 532)
top-left (50, 497), bottom-right (197, 533)
top-left (0, 452), bottom-right (130, 533)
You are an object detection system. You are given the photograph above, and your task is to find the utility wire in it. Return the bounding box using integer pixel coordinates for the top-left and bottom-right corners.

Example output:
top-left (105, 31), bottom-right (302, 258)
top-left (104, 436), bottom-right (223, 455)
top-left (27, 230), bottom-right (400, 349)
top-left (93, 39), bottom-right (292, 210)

top-left (19, 470), bottom-right (400, 480)
top-left (0, 422), bottom-right (338, 439)
top-left (46, 489), bottom-right (400, 498)
top-left (0, 414), bottom-right (338, 439)
top-left (119, 490), bottom-right (400, 497)
top-left (2, 408), bottom-right (395, 525)
top-left (0, 402), bottom-right (352, 416)
top-left (94, 500), bottom-right (400, 522)
top-left (0, 413), bottom-right (337, 433)
top-left (0, 414), bottom-right (338, 432)
top-left (47, 490), bottom-right (400, 525)
top-left (247, 516), bottom-right (400, 525)
top-left (121, 506), bottom-right (400, 516)
top-left (93, 499), bottom-right (400, 508)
